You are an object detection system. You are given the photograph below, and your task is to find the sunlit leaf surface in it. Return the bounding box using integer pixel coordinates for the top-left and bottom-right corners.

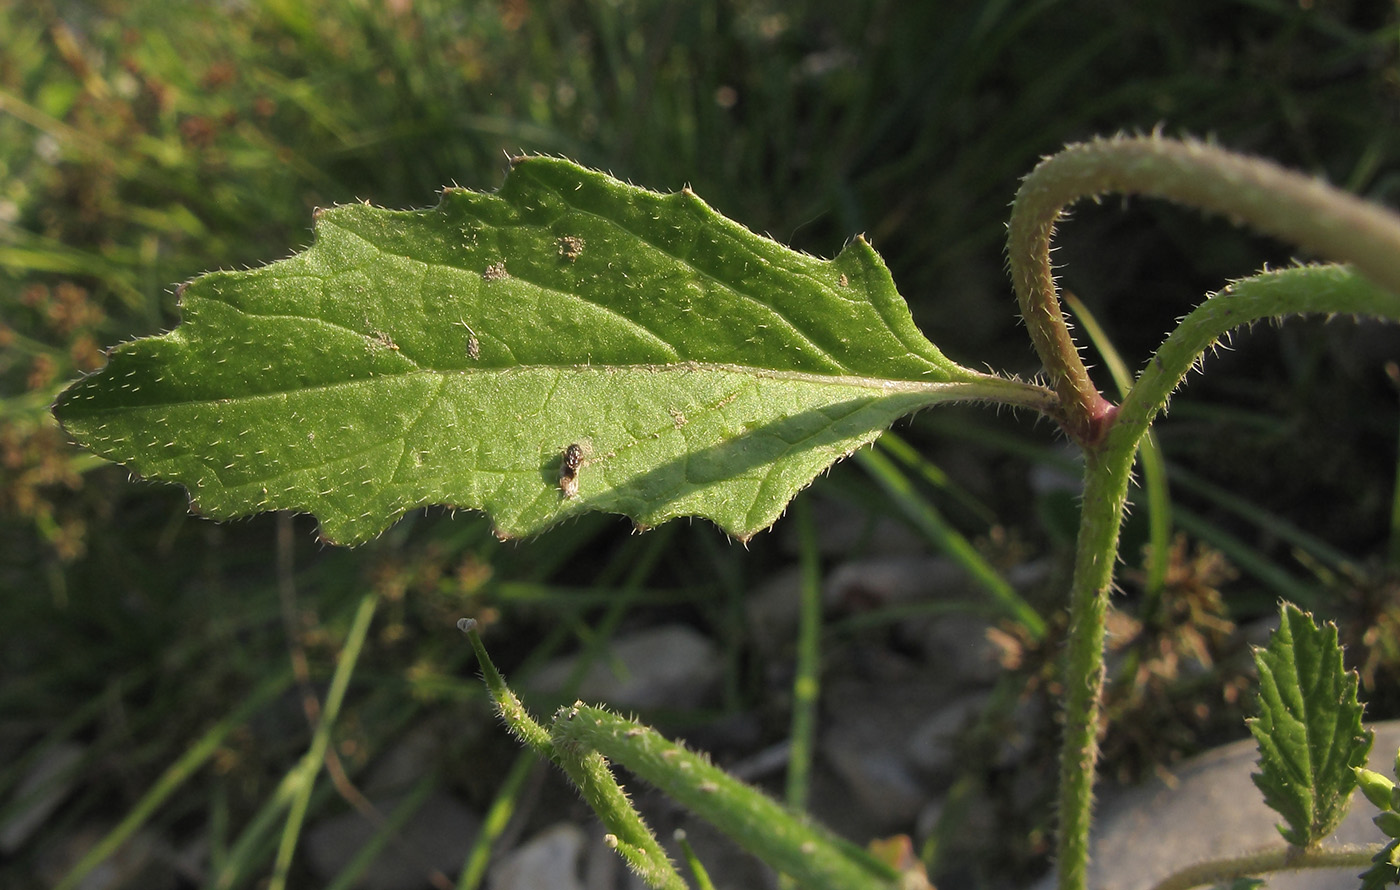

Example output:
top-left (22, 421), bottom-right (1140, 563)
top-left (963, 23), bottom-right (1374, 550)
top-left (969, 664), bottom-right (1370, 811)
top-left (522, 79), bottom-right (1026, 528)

top-left (54, 157), bottom-right (1021, 542)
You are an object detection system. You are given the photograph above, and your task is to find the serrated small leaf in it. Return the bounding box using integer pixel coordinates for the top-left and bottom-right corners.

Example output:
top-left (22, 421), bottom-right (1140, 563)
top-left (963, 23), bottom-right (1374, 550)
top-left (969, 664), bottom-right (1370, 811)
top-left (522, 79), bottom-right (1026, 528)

top-left (1248, 602), bottom-right (1371, 847)
top-left (53, 157), bottom-right (1039, 543)
top-left (1360, 839), bottom-right (1400, 890)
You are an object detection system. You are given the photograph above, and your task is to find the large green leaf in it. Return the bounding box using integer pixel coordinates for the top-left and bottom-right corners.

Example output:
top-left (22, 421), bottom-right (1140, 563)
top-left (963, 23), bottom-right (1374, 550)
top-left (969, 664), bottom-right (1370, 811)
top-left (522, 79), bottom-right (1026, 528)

top-left (1249, 602), bottom-right (1371, 847)
top-left (53, 157), bottom-right (1045, 543)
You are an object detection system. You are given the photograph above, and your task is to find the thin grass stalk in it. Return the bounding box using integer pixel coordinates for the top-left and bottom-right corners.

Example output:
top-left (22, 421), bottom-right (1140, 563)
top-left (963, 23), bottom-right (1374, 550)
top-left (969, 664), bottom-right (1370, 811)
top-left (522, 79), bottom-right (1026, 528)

top-left (324, 772), bottom-right (440, 890)
top-left (269, 592), bottom-right (379, 890)
top-left (857, 446), bottom-right (1045, 638)
top-left (1389, 366), bottom-right (1400, 569)
top-left (770, 497), bottom-right (818, 890)
top-left (54, 670), bottom-right (293, 890)
top-left (1168, 464), bottom-right (1358, 576)
top-left (214, 750), bottom-right (339, 889)
top-left (674, 830), bottom-right (718, 890)
top-left (878, 432), bottom-right (999, 526)
top-left (785, 497), bottom-right (822, 816)
top-left (1171, 509), bottom-right (1319, 607)
top-left (455, 752), bottom-right (538, 890)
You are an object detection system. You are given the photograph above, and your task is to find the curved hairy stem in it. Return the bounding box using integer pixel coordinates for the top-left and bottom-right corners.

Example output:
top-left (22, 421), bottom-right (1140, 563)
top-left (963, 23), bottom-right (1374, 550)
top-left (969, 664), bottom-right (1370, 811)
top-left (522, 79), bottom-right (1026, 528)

top-left (1114, 264), bottom-right (1400, 455)
top-left (1009, 134), bottom-right (1400, 446)
top-left (1055, 266), bottom-right (1400, 890)
top-left (1012, 136), bottom-right (1400, 890)
top-left (458, 620), bottom-right (687, 890)
top-left (553, 703), bottom-right (901, 890)
top-left (1147, 844), bottom-right (1379, 890)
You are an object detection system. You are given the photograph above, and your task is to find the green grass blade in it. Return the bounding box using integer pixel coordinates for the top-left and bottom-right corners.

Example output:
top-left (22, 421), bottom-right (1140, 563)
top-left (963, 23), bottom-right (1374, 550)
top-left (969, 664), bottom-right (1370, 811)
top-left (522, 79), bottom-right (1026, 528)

top-left (856, 446), bottom-right (1046, 639)
top-left (875, 432), bottom-right (998, 526)
top-left (53, 670), bottom-right (292, 890)
top-left (270, 592), bottom-right (379, 890)
top-left (1172, 507), bottom-right (1319, 606)
top-left (1168, 463), bottom-right (1359, 576)
top-left (784, 497), bottom-right (822, 815)
top-left (1388, 363), bottom-right (1400, 569)
top-left (212, 761), bottom-right (342, 889)
top-left (323, 771), bottom-right (441, 890)
top-left (455, 752), bottom-right (538, 890)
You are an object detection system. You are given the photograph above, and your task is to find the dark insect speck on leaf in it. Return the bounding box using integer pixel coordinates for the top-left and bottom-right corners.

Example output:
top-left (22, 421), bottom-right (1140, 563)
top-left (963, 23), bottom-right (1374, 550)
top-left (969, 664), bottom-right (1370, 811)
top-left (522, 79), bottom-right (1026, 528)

top-left (559, 443), bottom-right (584, 498)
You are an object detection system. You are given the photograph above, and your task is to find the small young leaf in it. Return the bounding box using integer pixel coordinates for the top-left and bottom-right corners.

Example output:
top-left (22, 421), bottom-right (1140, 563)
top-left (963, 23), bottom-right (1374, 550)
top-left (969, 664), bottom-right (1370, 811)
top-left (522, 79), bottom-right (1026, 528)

top-left (1360, 839), bottom-right (1400, 890)
top-left (52, 158), bottom-right (1044, 543)
top-left (1248, 602), bottom-right (1371, 847)
top-left (1357, 766), bottom-right (1398, 811)
top-left (1377, 812), bottom-right (1400, 840)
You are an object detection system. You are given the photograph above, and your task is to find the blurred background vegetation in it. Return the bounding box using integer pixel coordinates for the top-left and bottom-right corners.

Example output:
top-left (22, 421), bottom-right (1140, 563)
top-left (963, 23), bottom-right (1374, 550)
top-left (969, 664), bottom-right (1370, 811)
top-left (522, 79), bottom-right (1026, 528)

top-left (2, 1), bottom-right (1399, 888)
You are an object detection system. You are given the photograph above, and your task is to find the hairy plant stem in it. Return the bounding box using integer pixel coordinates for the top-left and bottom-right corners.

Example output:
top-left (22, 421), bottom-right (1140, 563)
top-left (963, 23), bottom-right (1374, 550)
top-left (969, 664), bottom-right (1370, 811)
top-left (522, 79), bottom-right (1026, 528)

top-left (1010, 136), bottom-right (1400, 890)
top-left (458, 619), bottom-right (687, 890)
top-left (1009, 134), bottom-right (1400, 448)
top-left (1056, 446), bottom-right (1135, 890)
top-left (1118, 264), bottom-right (1400, 448)
top-left (554, 704), bottom-right (901, 890)
top-left (1049, 265), bottom-right (1400, 890)
top-left (1146, 844), bottom-right (1379, 890)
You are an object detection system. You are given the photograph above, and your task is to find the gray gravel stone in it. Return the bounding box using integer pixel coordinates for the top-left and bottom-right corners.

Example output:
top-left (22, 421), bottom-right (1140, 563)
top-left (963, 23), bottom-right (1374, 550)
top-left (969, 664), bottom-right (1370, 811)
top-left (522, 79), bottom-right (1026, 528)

top-left (1033, 721), bottom-right (1400, 890)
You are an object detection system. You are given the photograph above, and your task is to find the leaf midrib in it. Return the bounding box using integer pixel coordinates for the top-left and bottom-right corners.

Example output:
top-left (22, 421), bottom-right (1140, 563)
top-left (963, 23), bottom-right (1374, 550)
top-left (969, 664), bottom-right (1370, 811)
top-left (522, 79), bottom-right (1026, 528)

top-left (199, 374), bottom-right (911, 497)
top-left (66, 361), bottom-right (973, 415)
